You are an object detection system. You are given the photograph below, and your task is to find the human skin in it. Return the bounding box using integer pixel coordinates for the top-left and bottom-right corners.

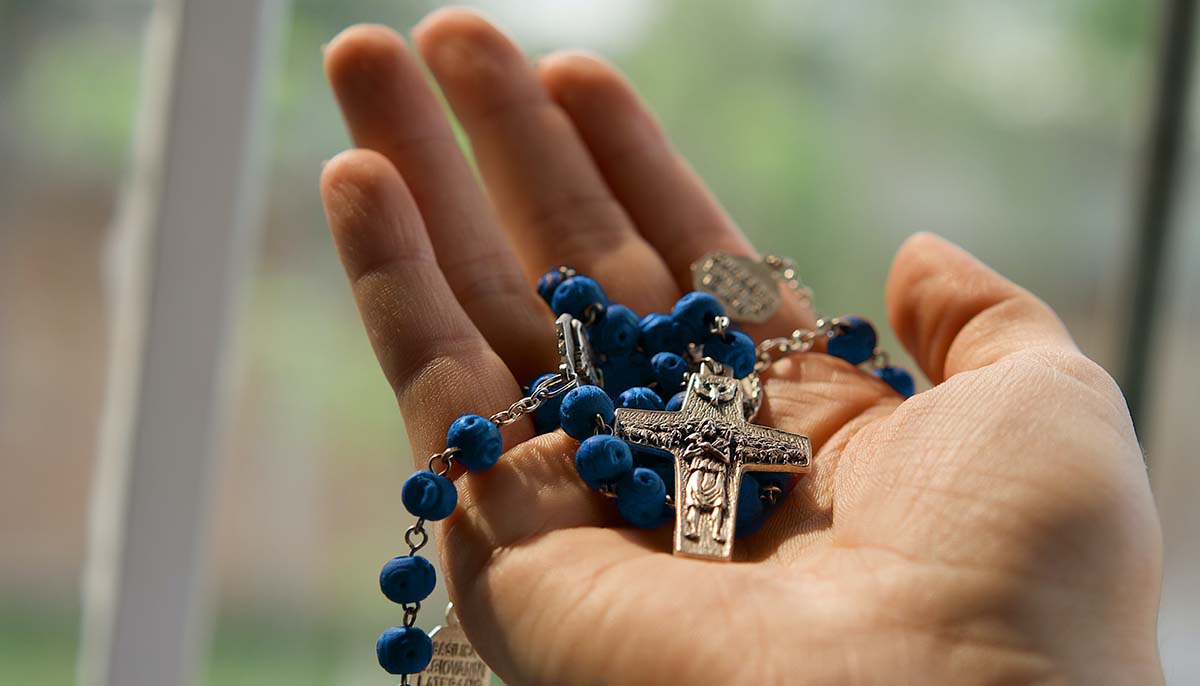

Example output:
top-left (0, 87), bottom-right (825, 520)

top-left (318, 9), bottom-right (1163, 685)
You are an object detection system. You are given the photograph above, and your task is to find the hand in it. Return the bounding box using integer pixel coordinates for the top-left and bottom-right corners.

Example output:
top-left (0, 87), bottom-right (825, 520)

top-left (319, 10), bottom-right (1163, 685)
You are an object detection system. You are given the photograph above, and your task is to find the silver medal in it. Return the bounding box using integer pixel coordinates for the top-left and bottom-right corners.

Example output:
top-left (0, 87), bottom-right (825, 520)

top-left (691, 252), bottom-right (782, 323)
top-left (416, 604), bottom-right (491, 686)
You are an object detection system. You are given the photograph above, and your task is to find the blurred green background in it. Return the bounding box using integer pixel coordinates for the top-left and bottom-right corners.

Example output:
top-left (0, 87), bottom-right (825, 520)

top-left (2, 0), bottom-right (1196, 684)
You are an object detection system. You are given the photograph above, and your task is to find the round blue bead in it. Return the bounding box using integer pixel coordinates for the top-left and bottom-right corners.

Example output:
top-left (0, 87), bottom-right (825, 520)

top-left (446, 414), bottom-right (502, 472)
top-left (618, 386), bottom-right (665, 411)
top-left (671, 291), bottom-right (725, 343)
top-left (591, 304), bottom-right (640, 356)
top-left (874, 365), bottom-right (915, 398)
top-left (550, 276), bottom-right (608, 321)
top-left (528, 374), bottom-right (565, 434)
top-left (665, 391), bottom-right (686, 411)
top-left (827, 316), bottom-right (878, 365)
top-left (376, 626), bottom-right (433, 675)
top-left (705, 330), bottom-right (757, 378)
top-left (616, 467), bottom-right (669, 529)
top-left (559, 385), bottom-right (615, 440)
top-left (735, 478), bottom-right (764, 538)
top-left (651, 352), bottom-right (689, 394)
top-left (400, 470), bottom-right (457, 521)
top-left (575, 435), bottom-right (634, 489)
top-left (536, 266), bottom-right (573, 305)
top-left (379, 555), bottom-right (437, 605)
top-left (639, 313), bottom-right (685, 355)
top-left (632, 446), bottom-right (675, 493)
top-left (599, 351), bottom-right (651, 399)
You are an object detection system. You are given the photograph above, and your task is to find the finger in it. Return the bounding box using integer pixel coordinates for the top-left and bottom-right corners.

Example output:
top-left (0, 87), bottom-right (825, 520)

top-left (320, 149), bottom-right (528, 455)
top-left (324, 24), bottom-right (557, 383)
top-left (537, 51), bottom-right (813, 332)
top-left (885, 232), bottom-right (1076, 384)
top-left (322, 149), bottom-right (623, 577)
top-left (413, 9), bottom-right (678, 314)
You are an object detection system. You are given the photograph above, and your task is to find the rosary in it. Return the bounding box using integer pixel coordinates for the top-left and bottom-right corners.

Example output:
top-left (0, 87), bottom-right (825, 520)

top-left (373, 253), bottom-right (915, 682)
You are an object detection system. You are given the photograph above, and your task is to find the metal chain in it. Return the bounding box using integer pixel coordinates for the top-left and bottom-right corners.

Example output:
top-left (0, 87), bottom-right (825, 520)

top-left (708, 315), bottom-right (732, 337)
top-left (489, 372), bottom-right (576, 426)
top-left (760, 484), bottom-right (782, 508)
top-left (870, 348), bottom-right (890, 370)
top-left (404, 518), bottom-right (429, 555)
top-left (402, 601), bottom-right (421, 628)
top-left (391, 360), bottom-right (580, 672)
top-left (753, 317), bottom-right (837, 372)
top-left (594, 413), bottom-right (613, 435)
top-left (427, 446), bottom-right (458, 476)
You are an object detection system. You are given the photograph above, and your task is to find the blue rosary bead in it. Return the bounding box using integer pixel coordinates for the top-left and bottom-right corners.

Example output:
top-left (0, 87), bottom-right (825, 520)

top-left (632, 446), bottom-right (675, 494)
top-left (551, 275), bottom-right (608, 321)
top-left (618, 386), bottom-right (665, 411)
top-left (575, 435), bottom-right (634, 489)
top-left (639, 313), bottom-right (685, 355)
top-left (704, 330), bottom-right (757, 378)
top-left (598, 351), bottom-right (652, 399)
top-left (616, 467), bottom-right (669, 529)
top-left (671, 291), bottom-right (725, 343)
top-left (559, 385), bottom-right (615, 440)
top-left (376, 626), bottom-right (434, 675)
top-left (527, 373), bottom-right (564, 434)
top-left (638, 455), bottom-right (676, 494)
top-left (591, 304), bottom-right (640, 356)
top-left (379, 554), bottom-right (437, 605)
top-left (536, 265), bottom-right (573, 305)
top-left (665, 391), bottom-right (686, 411)
top-left (874, 365), bottom-right (915, 398)
top-left (827, 316), bottom-right (878, 365)
top-left (651, 352), bottom-right (689, 394)
top-left (446, 414), bottom-right (502, 472)
top-left (400, 470), bottom-right (457, 521)
top-left (735, 478), bottom-right (765, 538)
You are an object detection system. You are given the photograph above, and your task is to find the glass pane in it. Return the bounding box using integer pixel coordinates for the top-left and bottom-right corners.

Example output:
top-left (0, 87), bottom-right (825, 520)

top-left (208, 0), bottom-right (1162, 683)
top-left (0, 1), bottom-right (152, 683)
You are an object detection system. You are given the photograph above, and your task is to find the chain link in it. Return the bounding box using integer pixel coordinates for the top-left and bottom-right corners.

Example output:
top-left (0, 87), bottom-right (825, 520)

top-left (427, 446), bottom-right (459, 476)
top-left (753, 317), bottom-right (842, 372)
top-left (760, 484), bottom-right (782, 508)
top-left (404, 518), bottom-right (429, 555)
top-left (708, 315), bottom-right (732, 337)
top-left (489, 373), bottom-right (576, 426)
top-left (870, 349), bottom-right (891, 370)
top-left (402, 602), bottom-right (421, 628)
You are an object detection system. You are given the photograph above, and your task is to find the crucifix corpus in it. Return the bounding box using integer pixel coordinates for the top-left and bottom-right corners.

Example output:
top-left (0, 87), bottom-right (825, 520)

top-left (614, 361), bottom-right (812, 561)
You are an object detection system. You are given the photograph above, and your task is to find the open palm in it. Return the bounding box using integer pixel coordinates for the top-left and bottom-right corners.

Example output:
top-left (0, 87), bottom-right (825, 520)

top-left (319, 10), bottom-right (1163, 685)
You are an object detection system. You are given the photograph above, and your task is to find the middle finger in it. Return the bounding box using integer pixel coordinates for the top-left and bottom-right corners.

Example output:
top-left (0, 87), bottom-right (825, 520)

top-left (414, 9), bottom-right (679, 315)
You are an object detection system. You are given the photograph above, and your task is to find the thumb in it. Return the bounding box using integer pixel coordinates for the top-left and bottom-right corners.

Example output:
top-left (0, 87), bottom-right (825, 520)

top-left (885, 232), bottom-right (1076, 385)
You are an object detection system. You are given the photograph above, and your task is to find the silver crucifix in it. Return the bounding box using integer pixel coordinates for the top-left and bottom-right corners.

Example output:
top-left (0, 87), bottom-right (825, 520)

top-left (613, 361), bottom-right (811, 561)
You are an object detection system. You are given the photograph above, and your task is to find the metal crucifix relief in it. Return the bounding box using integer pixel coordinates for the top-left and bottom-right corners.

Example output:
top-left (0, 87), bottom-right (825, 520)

top-left (613, 361), bottom-right (812, 561)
